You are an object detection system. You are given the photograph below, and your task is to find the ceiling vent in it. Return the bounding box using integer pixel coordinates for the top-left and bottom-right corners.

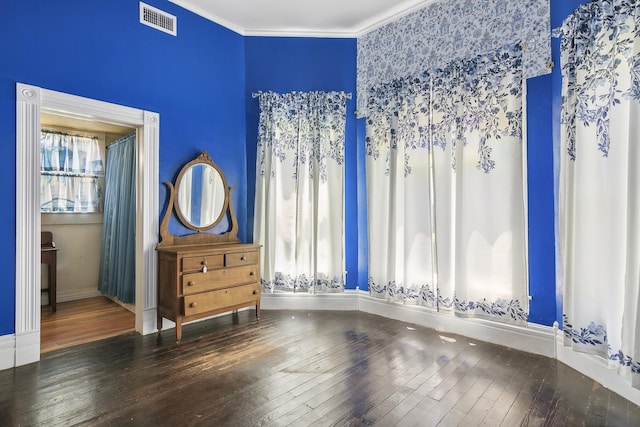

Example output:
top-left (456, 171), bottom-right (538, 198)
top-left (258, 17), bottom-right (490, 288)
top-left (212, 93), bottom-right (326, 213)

top-left (140, 2), bottom-right (177, 36)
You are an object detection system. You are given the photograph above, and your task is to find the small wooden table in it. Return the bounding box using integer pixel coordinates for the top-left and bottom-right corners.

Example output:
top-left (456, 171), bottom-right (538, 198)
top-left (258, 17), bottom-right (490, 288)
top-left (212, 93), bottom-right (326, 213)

top-left (41, 232), bottom-right (58, 313)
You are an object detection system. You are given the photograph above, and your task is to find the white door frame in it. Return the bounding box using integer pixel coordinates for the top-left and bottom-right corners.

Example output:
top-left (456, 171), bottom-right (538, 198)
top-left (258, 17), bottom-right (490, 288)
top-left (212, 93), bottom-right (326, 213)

top-left (15, 83), bottom-right (159, 366)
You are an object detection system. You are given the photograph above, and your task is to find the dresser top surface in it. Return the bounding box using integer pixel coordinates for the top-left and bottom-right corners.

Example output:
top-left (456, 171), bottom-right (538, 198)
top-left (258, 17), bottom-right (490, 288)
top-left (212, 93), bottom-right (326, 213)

top-left (156, 242), bottom-right (261, 255)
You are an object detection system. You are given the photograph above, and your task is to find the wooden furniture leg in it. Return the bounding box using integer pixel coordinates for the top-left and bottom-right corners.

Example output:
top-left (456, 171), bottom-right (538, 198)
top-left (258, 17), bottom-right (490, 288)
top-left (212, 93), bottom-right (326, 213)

top-left (40, 243), bottom-right (58, 313)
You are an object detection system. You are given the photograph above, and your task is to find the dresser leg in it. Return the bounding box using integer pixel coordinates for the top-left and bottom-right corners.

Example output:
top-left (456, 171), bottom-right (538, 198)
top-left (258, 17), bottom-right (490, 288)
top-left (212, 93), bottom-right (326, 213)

top-left (157, 313), bottom-right (162, 332)
top-left (256, 302), bottom-right (260, 320)
top-left (176, 320), bottom-right (182, 343)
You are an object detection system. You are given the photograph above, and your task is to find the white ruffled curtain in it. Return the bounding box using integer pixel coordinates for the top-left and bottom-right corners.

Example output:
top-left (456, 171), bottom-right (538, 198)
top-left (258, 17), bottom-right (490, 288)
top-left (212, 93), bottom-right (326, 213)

top-left (254, 91), bottom-right (348, 293)
top-left (40, 130), bottom-right (104, 212)
top-left (558, 0), bottom-right (640, 387)
top-left (366, 44), bottom-right (529, 323)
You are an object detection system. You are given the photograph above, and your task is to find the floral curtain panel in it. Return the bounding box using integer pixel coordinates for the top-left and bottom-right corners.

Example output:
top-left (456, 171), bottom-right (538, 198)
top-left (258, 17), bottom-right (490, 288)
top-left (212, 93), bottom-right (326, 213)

top-left (40, 130), bottom-right (104, 212)
top-left (366, 44), bottom-right (529, 323)
top-left (558, 0), bottom-right (640, 388)
top-left (254, 91), bottom-right (348, 293)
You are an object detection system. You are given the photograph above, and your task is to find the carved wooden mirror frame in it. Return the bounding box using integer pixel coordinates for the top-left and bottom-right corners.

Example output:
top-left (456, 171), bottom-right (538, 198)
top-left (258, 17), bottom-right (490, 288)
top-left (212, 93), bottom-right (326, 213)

top-left (157, 151), bottom-right (239, 247)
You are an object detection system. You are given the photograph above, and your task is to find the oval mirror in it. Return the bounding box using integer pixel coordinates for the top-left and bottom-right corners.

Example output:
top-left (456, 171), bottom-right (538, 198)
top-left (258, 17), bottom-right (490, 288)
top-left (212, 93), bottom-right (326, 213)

top-left (174, 153), bottom-right (228, 231)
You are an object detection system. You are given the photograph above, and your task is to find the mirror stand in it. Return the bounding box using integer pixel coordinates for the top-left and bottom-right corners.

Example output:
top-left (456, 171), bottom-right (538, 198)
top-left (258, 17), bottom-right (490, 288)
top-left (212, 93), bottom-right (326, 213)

top-left (155, 150), bottom-right (260, 343)
top-left (157, 151), bottom-right (239, 248)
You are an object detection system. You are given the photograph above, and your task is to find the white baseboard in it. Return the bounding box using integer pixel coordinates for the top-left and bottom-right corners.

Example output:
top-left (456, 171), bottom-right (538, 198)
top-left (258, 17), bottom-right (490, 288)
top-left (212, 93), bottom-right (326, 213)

top-left (555, 329), bottom-right (640, 406)
top-left (56, 288), bottom-right (102, 303)
top-left (142, 307), bottom-right (158, 335)
top-left (0, 334), bottom-right (15, 370)
top-left (14, 330), bottom-right (40, 367)
top-left (357, 292), bottom-right (556, 358)
top-left (261, 290), bottom-right (359, 311)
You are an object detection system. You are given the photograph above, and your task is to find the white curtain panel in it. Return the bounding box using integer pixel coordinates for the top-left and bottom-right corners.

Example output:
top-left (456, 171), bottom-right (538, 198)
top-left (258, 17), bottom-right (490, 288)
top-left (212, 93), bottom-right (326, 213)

top-left (366, 84), bottom-right (434, 304)
top-left (254, 91), bottom-right (348, 293)
top-left (366, 44), bottom-right (529, 324)
top-left (558, 0), bottom-right (640, 387)
top-left (40, 130), bottom-right (104, 212)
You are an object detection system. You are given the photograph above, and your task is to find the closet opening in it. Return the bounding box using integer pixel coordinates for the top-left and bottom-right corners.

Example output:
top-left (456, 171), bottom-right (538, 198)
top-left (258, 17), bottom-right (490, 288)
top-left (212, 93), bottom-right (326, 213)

top-left (39, 114), bottom-right (136, 353)
top-left (15, 83), bottom-right (160, 367)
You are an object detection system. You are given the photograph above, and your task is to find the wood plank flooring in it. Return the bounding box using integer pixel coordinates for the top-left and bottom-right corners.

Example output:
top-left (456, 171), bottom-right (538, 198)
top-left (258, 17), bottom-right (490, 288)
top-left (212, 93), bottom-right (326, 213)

top-left (2, 309), bottom-right (639, 426)
top-left (41, 296), bottom-right (135, 353)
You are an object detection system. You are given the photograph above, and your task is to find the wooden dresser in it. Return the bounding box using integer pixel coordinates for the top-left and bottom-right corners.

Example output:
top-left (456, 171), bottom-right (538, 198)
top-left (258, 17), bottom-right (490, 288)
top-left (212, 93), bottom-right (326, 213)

top-left (156, 151), bottom-right (261, 342)
top-left (157, 243), bottom-right (260, 342)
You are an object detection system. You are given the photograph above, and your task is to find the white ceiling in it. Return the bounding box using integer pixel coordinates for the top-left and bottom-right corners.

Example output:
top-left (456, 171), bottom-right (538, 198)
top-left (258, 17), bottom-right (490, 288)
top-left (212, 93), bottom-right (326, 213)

top-left (169, 0), bottom-right (436, 37)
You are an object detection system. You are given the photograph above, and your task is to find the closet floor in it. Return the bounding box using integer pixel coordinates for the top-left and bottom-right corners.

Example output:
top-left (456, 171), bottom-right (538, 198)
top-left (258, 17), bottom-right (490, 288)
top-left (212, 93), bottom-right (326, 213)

top-left (41, 296), bottom-right (135, 353)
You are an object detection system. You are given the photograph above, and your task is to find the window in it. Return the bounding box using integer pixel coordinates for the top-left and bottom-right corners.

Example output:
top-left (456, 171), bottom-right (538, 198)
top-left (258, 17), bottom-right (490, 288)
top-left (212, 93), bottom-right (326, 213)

top-left (40, 130), bottom-right (104, 213)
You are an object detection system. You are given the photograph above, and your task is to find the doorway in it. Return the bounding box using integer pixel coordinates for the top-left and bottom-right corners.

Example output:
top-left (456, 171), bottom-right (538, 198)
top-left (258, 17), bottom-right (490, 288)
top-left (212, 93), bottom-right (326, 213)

top-left (15, 83), bottom-right (160, 366)
top-left (39, 114), bottom-right (135, 351)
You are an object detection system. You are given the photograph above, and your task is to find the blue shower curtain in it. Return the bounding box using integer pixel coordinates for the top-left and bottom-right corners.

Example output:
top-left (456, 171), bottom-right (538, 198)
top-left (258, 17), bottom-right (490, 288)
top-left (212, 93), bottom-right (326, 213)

top-left (98, 133), bottom-right (136, 303)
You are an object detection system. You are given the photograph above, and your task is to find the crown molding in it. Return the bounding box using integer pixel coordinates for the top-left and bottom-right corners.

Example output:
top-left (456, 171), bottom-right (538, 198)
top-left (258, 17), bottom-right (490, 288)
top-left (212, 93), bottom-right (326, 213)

top-left (169, 0), bottom-right (246, 35)
top-left (355, 0), bottom-right (437, 37)
top-left (170, 0), bottom-right (437, 39)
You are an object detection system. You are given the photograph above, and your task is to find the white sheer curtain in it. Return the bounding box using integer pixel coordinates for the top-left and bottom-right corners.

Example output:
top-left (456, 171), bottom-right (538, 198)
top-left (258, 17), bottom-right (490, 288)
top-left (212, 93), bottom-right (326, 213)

top-left (254, 91), bottom-right (348, 293)
top-left (366, 44), bottom-right (529, 323)
top-left (558, 0), bottom-right (640, 387)
top-left (40, 130), bottom-right (104, 212)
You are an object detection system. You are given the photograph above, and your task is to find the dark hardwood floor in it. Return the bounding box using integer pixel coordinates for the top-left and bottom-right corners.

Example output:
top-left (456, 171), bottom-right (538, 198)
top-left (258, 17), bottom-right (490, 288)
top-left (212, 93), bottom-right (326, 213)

top-left (41, 296), bottom-right (135, 353)
top-left (3, 309), bottom-right (640, 426)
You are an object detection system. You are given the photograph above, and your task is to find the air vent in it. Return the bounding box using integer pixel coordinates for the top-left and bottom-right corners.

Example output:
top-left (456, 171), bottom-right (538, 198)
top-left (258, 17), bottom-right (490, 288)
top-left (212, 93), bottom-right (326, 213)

top-left (140, 2), bottom-right (177, 36)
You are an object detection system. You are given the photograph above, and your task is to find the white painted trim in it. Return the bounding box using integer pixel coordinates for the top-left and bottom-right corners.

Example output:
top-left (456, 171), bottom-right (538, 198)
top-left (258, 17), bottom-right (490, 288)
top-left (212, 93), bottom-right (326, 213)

top-left (261, 291), bottom-right (359, 311)
top-left (357, 293), bottom-right (556, 357)
top-left (555, 329), bottom-right (640, 406)
top-left (16, 85), bottom-right (42, 356)
top-left (139, 112), bottom-right (160, 335)
top-left (14, 83), bottom-right (159, 369)
top-left (0, 334), bottom-right (15, 370)
top-left (243, 28), bottom-right (358, 39)
top-left (354, 0), bottom-right (438, 37)
top-left (169, 0), bottom-right (245, 35)
top-left (15, 330), bottom-right (39, 367)
top-left (169, 0), bottom-right (438, 38)
top-left (56, 289), bottom-right (103, 303)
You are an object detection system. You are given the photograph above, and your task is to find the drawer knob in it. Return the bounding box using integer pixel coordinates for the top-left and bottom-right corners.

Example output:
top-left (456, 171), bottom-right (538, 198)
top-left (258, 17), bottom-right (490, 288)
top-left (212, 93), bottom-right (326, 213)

top-left (202, 260), bottom-right (208, 265)
top-left (241, 255), bottom-right (246, 261)
top-left (202, 266), bottom-right (207, 273)
top-left (252, 289), bottom-right (258, 295)
top-left (187, 281), bottom-right (195, 286)
top-left (190, 302), bottom-right (198, 308)
top-left (249, 271), bottom-right (255, 276)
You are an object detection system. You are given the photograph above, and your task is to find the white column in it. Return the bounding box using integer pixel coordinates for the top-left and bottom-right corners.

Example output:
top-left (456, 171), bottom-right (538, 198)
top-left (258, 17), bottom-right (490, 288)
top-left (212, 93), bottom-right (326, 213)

top-left (15, 83), bottom-right (42, 366)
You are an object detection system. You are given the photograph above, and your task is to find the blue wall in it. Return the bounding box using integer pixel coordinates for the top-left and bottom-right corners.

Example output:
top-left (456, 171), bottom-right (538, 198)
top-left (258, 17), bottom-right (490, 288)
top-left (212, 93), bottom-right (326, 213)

top-left (244, 37), bottom-right (360, 289)
top-left (526, 72), bottom-right (555, 325)
top-left (0, 0), bottom-right (590, 337)
top-left (525, 0), bottom-right (589, 326)
top-left (0, 0), bottom-right (247, 336)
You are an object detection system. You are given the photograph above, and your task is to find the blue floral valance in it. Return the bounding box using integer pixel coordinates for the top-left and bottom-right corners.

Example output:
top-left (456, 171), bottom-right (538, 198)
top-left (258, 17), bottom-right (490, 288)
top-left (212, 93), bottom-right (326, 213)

top-left (357, 0), bottom-right (551, 114)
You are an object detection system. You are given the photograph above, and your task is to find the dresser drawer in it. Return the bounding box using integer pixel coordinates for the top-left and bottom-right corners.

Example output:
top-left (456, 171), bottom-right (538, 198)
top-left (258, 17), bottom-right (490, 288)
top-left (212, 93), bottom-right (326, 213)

top-left (183, 283), bottom-right (260, 316)
top-left (182, 265), bottom-right (259, 295)
top-left (182, 254), bottom-right (224, 273)
top-left (225, 250), bottom-right (258, 267)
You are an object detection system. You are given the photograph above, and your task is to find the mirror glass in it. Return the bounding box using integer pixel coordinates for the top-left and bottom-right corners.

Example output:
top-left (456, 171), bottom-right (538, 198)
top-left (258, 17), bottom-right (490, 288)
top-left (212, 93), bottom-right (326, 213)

top-left (176, 163), bottom-right (225, 229)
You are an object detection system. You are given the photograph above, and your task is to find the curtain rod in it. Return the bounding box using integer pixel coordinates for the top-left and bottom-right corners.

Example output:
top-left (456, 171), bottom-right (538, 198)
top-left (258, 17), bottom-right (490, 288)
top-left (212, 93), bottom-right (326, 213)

top-left (252, 91), bottom-right (352, 99)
